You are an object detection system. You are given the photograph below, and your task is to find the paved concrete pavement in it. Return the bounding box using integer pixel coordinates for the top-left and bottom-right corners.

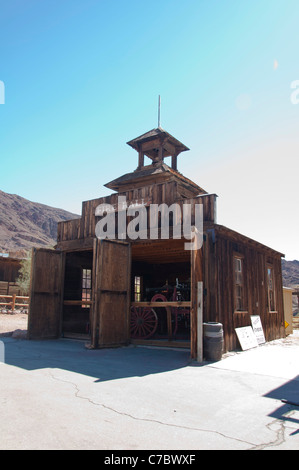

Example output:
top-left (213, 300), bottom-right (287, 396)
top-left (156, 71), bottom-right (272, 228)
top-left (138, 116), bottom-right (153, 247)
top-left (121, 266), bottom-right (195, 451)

top-left (0, 332), bottom-right (298, 450)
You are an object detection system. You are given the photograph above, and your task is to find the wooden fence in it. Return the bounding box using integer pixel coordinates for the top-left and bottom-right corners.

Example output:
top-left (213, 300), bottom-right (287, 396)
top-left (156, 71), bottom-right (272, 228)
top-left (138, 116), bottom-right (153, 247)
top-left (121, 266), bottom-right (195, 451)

top-left (0, 294), bottom-right (29, 311)
top-left (293, 316), bottom-right (299, 329)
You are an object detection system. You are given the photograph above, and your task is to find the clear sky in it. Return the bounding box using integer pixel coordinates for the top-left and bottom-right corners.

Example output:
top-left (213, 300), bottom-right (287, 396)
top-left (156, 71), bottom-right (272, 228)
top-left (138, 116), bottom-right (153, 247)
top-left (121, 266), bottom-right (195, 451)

top-left (0, 0), bottom-right (298, 260)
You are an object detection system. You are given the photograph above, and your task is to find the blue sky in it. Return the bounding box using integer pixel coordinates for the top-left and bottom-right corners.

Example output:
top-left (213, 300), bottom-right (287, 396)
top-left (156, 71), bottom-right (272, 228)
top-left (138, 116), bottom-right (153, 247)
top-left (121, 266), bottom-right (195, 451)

top-left (0, 0), bottom-right (298, 260)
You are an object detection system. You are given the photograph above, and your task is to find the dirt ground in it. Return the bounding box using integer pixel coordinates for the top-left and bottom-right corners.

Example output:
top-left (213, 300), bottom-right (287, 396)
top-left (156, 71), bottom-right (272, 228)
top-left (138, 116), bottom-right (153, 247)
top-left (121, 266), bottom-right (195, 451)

top-left (0, 313), bottom-right (28, 337)
top-left (0, 312), bottom-right (298, 344)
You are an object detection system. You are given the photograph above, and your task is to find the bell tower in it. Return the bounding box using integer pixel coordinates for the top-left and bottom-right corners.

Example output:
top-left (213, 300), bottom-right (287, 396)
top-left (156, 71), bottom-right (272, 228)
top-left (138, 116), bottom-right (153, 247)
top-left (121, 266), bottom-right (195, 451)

top-left (105, 121), bottom-right (206, 197)
top-left (127, 126), bottom-right (189, 172)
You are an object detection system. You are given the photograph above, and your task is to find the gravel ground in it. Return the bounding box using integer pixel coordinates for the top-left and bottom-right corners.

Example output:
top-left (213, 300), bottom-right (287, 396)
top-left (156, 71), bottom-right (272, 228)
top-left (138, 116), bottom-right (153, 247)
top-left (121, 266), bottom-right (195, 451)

top-left (0, 313), bottom-right (28, 337)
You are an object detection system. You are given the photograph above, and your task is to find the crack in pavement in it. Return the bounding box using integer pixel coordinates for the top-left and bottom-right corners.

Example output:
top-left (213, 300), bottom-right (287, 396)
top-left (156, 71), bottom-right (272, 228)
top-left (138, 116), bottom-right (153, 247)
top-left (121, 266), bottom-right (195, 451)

top-left (253, 404), bottom-right (299, 450)
top-left (48, 371), bottom-right (259, 449)
top-left (249, 419), bottom-right (286, 450)
top-left (48, 371), bottom-right (299, 450)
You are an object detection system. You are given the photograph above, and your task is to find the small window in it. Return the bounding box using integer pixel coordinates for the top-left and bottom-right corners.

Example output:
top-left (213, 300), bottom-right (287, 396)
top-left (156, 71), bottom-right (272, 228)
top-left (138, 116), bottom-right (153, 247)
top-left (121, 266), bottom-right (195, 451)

top-left (82, 268), bottom-right (92, 308)
top-left (134, 276), bottom-right (142, 301)
top-left (234, 256), bottom-right (246, 312)
top-left (267, 266), bottom-right (276, 311)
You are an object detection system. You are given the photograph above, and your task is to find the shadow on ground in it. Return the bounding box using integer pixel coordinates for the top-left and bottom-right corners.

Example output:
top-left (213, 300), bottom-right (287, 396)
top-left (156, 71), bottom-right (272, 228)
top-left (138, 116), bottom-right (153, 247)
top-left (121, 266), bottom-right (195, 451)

top-left (1, 337), bottom-right (192, 383)
top-left (264, 376), bottom-right (299, 436)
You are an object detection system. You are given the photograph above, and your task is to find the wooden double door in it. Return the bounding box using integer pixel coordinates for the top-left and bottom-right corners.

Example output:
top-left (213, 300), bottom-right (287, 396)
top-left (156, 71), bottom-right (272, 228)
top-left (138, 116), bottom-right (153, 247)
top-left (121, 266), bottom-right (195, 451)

top-left (28, 237), bottom-right (203, 359)
top-left (28, 240), bottom-right (131, 348)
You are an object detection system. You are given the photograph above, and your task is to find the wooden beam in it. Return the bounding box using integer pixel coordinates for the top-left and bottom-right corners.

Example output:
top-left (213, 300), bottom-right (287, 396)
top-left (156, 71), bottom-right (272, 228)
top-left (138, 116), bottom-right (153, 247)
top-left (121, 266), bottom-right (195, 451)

top-left (171, 154), bottom-right (178, 171)
top-left (56, 237), bottom-right (94, 252)
top-left (90, 238), bottom-right (102, 348)
top-left (197, 281), bottom-right (203, 362)
top-left (131, 301), bottom-right (191, 308)
top-left (138, 149), bottom-right (144, 169)
top-left (131, 339), bottom-right (190, 348)
top-left (191, 229), bottom-right (203, 361)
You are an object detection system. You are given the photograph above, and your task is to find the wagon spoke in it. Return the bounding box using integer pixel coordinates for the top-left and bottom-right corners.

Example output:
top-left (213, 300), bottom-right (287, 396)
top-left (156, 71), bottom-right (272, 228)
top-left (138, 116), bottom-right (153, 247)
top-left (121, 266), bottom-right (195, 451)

top-left (130, 306), bottom-right (158, 339)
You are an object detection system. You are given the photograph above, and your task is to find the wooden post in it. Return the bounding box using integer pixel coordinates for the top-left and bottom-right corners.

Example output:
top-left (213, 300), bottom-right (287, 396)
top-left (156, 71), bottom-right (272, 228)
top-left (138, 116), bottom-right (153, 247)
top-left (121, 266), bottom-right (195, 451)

top-left (138, 149), bottom-right (144, 169)
top-left (166, 306), bottom-right (172, 340)
top-left (157, 136), bottom-right (166, 164)
top-left (90, 238), bottom-right (102, 349)
top-left (197, 281), bottom-right (203, 362)
top-left (191, 229), bottom-right (203, 361)
top-left (11, 294), bottom-right (16, 312)
top-left (171, 153), bottom-right (178, 171)
top-left (158, 144), bottom-right (163, 162)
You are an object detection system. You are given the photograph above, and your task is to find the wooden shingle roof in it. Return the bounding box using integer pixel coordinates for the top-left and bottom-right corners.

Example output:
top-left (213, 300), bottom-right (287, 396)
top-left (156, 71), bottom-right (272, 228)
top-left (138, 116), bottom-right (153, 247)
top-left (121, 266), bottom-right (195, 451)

top-left (127, 127), bottom-right (189, 159)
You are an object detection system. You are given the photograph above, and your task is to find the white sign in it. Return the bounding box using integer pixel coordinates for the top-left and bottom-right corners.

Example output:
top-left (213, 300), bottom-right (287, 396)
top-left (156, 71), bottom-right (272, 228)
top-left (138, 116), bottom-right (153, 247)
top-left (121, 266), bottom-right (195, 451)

top-left (250, 315), bottom-right (266, 344)
top-left (235, 326), bottom-right (258, 351)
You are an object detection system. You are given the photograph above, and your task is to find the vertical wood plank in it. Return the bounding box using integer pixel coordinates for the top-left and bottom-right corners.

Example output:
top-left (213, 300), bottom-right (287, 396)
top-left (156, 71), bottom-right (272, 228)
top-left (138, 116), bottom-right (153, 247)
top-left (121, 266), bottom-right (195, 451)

top-left (90, 239), bottom-right (131, 348)
top-left (28, 248), bottom-right (65, 340)
top-left (191, 229), bottom-right (203, 360)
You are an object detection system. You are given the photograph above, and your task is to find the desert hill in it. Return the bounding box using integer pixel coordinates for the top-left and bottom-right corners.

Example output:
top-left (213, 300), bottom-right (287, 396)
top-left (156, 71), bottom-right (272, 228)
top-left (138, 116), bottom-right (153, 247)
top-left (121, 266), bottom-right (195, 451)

top-left (281, 259), bottom-right (299, 315)
top-left (281, 259), bottom-right (299, 288)
top-left (0, 190), bottom-right (79, 256)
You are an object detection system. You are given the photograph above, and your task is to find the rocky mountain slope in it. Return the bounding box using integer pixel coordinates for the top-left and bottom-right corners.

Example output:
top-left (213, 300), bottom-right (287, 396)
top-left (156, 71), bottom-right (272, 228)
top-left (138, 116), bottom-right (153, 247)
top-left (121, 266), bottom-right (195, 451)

top-left (281, 259), bottom-right (299, 315)
top-left (0, 190), bottom-right (79, 256)
top-left (281, 259), bottom-right (299, 288)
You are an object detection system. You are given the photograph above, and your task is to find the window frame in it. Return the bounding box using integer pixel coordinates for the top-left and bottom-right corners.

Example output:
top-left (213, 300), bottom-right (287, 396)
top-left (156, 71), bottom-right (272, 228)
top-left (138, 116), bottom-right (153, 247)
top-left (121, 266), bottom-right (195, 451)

top-left (266, 264), bottom-right (277, 312)
top-left (233, 253), bottom-right (248, 313)
top-left (134, 275), bottom-right (142, 302)
top-left (81, 268), bottom-right (92, 308)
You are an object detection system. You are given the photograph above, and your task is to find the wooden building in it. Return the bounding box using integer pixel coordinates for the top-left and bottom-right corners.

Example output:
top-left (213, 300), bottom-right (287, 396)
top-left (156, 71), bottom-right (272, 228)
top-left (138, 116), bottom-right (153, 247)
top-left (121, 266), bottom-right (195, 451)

top-left (0, 256), bottom-right (24, 296)
top-left (28, 127), bottom-right (285, 358)
top-left (0, 256), bottom-right (22, 283)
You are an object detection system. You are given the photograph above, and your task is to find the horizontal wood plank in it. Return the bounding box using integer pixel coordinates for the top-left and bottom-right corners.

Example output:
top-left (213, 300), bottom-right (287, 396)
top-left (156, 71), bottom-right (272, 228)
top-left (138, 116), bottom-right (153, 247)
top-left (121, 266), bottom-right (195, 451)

top-left (131, 301), bottom-right (191, 308)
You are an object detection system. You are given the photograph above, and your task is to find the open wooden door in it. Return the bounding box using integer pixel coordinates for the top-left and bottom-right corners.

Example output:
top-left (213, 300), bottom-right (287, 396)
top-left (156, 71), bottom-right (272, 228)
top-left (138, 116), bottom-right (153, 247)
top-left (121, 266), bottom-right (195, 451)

top-left (90, 239), bottom-right (131, 349)
top-left (28, 248), bottom-right (65, 340)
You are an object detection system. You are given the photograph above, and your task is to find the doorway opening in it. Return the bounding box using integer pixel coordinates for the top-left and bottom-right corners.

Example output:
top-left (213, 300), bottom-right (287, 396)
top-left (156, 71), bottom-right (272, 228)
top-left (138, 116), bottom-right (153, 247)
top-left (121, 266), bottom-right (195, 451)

top-left (62, 250), bottom-right (93, 339)
top-left (131, 239), bottom-right (191, 348)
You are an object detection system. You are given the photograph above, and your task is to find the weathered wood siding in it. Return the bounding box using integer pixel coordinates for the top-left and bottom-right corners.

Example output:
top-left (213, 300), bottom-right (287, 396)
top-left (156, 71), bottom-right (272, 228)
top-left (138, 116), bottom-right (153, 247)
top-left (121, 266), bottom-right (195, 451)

top-left (28, 248), bottom-right (65, 339)
top-left (0, 257), bottom-right (22, 283)
top-left (91, 239), bottom-right (131, 348)
top-left (203, 226), bottom-right (284, 352)
top-left (57, 182), bottom-right (217, 247)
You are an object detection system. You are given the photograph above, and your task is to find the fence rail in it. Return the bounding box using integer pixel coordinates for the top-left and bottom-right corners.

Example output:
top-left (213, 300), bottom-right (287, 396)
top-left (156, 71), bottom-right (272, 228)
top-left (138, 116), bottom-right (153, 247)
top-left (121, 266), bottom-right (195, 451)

top-left (0, 294), bottom-right (29, 311)
top-left (293, 316), bottom-right (299, 329)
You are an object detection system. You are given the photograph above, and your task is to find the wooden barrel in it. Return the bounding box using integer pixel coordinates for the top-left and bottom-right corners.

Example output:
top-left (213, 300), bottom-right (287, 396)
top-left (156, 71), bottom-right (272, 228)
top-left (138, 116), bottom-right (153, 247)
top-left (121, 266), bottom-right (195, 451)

top-left (203, 322), bottom-right (224, 361)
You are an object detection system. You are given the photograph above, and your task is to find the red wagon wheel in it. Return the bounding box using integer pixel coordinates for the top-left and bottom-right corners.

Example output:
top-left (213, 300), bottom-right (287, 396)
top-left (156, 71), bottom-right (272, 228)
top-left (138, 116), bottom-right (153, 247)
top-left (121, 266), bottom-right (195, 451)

top-left (130, 306), bottom-right (158, 339)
